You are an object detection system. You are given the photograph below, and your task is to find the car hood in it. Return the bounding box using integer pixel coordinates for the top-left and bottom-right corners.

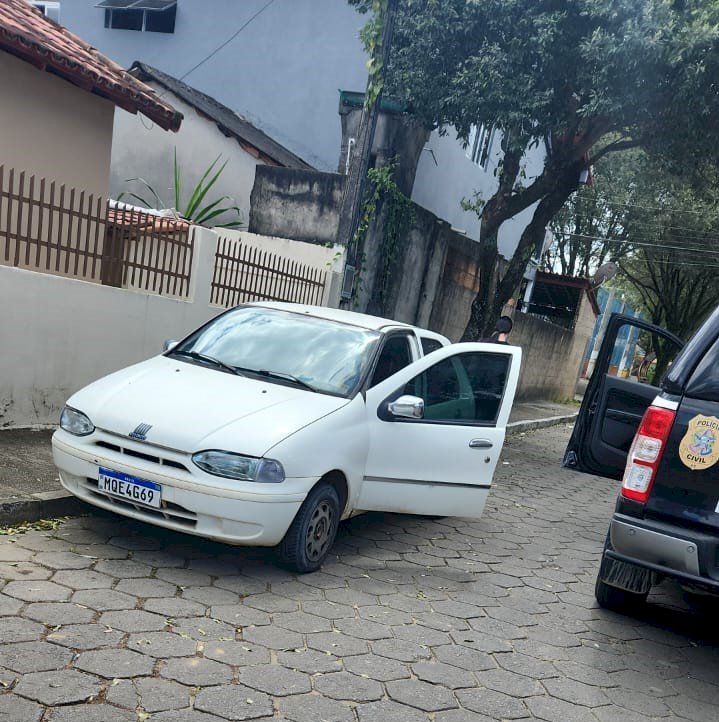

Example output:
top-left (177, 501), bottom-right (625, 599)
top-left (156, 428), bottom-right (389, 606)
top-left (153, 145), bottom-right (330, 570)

top-left (67, 356), bottom-right (349, 456)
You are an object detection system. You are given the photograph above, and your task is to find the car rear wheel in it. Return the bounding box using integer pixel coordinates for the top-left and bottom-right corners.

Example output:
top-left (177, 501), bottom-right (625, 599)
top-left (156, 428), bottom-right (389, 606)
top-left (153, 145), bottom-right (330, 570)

top-left (277, 483), bottom-right (340, 574)
top-left (595, 575), bottom-right (649, 611)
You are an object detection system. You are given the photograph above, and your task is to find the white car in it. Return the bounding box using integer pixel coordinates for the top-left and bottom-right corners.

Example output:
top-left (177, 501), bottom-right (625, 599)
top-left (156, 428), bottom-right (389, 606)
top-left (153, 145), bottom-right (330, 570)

top-left (53, 303), bottom-right (521, 572)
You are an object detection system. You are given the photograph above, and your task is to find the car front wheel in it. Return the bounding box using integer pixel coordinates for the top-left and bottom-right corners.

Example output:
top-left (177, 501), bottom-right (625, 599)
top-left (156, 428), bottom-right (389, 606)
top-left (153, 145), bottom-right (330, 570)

top-left (277, 483), bottom-right (340, 573)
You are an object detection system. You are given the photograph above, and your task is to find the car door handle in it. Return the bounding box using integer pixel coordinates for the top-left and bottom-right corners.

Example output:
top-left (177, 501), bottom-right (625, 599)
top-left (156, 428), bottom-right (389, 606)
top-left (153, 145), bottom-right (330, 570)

top-left (469, 439), bottom-right (493, 449)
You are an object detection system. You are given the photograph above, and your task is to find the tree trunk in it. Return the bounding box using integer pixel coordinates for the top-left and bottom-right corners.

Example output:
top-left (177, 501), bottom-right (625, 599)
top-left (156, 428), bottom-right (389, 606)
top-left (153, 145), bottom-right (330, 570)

top-left (463, 163), bottom-right (583, 338)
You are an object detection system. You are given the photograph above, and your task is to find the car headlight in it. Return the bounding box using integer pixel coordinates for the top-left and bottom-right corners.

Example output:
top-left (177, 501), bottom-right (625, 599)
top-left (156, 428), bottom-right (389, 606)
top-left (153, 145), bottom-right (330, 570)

top-left (192, 450), bottom-right (285, 483)
top-left (60, 406), bottom-right (95, 436)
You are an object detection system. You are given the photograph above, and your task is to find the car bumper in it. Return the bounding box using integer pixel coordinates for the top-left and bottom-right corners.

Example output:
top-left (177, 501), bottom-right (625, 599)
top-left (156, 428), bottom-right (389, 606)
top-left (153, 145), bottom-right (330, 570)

top-left (52, 430), bottom-right (315, 546)
top-left (607, 513), bottom-right (719, 593)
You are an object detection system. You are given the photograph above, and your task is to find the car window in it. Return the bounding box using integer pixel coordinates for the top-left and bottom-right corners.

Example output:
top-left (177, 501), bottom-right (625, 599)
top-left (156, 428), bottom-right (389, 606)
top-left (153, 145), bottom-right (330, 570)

top-left (686, 335), bottom-right (719, 402)
top-left (370, 335), bottom-right (414, 387)
top-left (172, 307), bottom-right (380, 397)
top-left (405, 352), bottom-right (511, 424)
top-left (420, 337), bottom-right (444, 355)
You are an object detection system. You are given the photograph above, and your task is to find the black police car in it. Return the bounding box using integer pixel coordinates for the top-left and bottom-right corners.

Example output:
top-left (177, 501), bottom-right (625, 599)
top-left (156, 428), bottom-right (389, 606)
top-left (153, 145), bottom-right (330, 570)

top-left (565, 305), bottom-right (719, 612)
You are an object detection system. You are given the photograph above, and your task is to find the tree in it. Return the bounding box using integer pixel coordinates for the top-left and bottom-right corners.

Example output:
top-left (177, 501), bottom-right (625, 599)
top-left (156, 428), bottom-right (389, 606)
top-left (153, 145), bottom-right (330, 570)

top-left (349, 0), bottom-right (719, 337)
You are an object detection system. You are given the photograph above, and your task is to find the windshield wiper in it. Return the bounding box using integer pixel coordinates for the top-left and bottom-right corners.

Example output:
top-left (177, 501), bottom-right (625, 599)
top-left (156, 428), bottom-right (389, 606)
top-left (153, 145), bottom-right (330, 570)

top-left (169, 350), bottom-right (244, 377)
top-left (234, 367), bottom-right (318, 393)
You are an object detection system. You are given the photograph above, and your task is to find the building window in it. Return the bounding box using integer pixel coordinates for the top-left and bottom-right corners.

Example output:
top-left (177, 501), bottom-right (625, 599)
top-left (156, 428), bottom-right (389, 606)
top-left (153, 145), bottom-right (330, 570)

top-left (466, 124), bottom-right (496, 170)
top-left (98, 0), bottom-right (177, 34)
top-left (29, 1), bottom-right (61, 23)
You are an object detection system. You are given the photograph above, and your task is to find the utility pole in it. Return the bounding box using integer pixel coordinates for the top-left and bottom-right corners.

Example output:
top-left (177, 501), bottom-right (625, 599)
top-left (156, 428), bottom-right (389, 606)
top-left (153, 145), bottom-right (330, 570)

top-left (336, 0), bottom-right (399, 308)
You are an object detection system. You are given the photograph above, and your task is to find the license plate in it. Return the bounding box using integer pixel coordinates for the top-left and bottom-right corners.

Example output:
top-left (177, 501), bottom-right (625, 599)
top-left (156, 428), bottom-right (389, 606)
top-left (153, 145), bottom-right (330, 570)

top-left (98, 467), bottom-right (162, 508)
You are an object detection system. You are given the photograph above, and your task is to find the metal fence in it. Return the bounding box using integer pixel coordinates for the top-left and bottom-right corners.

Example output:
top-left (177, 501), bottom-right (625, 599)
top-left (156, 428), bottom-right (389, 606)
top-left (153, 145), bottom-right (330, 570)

top-left (0, 165), bottom-right (194, 298)
top-left (211, 235), bottom-right (327, 308)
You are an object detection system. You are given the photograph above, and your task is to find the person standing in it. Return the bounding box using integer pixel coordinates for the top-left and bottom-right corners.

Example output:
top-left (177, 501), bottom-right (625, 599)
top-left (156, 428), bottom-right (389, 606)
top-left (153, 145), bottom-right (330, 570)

top-left (482, 316), bottom-right (513, 344)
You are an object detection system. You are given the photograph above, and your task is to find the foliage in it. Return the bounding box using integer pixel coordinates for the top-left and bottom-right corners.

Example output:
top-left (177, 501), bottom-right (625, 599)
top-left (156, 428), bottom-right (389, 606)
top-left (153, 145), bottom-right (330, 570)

top-left (118, 150), bottom-right (243, 228)
top-left (352, 162), bottom-right (415, 310)
top-left (348, 0), bottom-right (719, 337)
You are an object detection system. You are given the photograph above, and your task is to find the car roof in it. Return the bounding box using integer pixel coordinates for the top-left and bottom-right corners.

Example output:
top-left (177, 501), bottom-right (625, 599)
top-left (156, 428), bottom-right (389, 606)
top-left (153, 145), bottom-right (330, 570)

top-left (249, 301), bottom-right (436, 335)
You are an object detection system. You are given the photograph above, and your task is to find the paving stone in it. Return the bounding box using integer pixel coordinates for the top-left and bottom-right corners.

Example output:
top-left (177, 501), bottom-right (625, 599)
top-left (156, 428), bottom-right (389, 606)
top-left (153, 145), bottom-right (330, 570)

top-left (2, 641), bottom-right (73, 673)
top-left (155, 568), bottom-right (214, 587)
top-left (100, 609), bottom-right (167, 632)
top-left (170, 616), bottom-right (236, 641)
top-left (75, 647), bottom-right (154, 678)
top-left (203, 640), bottom-right (272, 666)
top-left (51, 569), bottom-right (114, 589)
top-left (2, 580), bottom-right (71, 602)
top-left (105, 677), bottom-right (191, 712)
top-left (0, 617), bottom-right (43, 643)
top-left (144, 596), bottom-right (207, 618)
top-left (356, 700), bottom-right (430, 722)
top-left (108, 535), bottom-right (163, 551)
top-left (450, 628), bottom-right (513, 653)
top-left (604, 687), bottom-right (670, 716)
top-left (195, 684), bottom-right (274, 720)
top-left (552, 660), bottom-right (615, 687)
top-left (210, 604), bottom-right (272, 628)
top-left (325, 587), bottom-right (377, 607)
top-left (160, 656), bottom-right (233, 686)
top-left (13, 669), bottom-right (100, 706)
top-left (526, 695), bottom-right (600, 722)
top-left (115, 577), bottom-right (178, 597)
top-left (655, 695), bottom-right (718, 722)
top-left (543, 676), bottom-right (610, 707)
top-left (0, 593), bottom-right (23, 616)
top-left (314, 671), bottom-right (384, 702)
top-left (386, 678), bottom-right (458, 711)
top-left (0, 546), bottom-right (34, 562)
top-left (151, 710), bottom-right (230, 722)
top-left (434, 711), bottom-right (494, 722)
top-left (239, 664), bottom-right (311, 696)
top-left (358, 605), bottom-right (413, 626)
top-left (127, 631), bottom-right (198, 657)
top-left (23, 601), bottom-right (96, 625)
top-left (0, 562), bottom-right (52, 580)
top-left (412, 661), bottom-right (475, 689)
top-left (307, 631), bottom-right (369, 656)
top-left (244, 592), bottom-right (299, 613)
top-left (273, 611), bottom-right (333, 633)
top-left (277, 649), bottom-right (342, 674)
top-left (70, 589), bottom-right (137, 611)
top-left (477, 667), bottom-right (546, 697)
top-left (370, 637), bottom-right (431, 662)
top-left (301, 600), bottom-right (357, 619)
top-left (214, 576), bottom-right (269, 596)
top-left (47, 622), bottom-right (125, 649)
top-left (280, 693), bottom-right (355, 722)
top-left (94, 558), bottom-right (154, 577)
top-left (495, 651), bottom-right (558, 679)
top-left (434, 644), bottom-right (496, 671)
top-left (456, 688), bottom-right (529, 719)
top-left (342, 653), bottom-right (409, 682)
top-left (242, 624), bottom-right (303, 650)
top-left (668, 673), bottom-right (719, 704)
top-left (45, 703), bottom-right (135, 722)
top-left (182, 586), bottom-right (240, 606)
top-left (0, 693), bottom-right (42, 722)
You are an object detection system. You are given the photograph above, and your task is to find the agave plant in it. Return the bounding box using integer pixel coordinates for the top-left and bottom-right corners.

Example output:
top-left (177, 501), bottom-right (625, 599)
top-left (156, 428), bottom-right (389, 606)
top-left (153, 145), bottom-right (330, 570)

top-left (118, 150), bottom-right (244, 228)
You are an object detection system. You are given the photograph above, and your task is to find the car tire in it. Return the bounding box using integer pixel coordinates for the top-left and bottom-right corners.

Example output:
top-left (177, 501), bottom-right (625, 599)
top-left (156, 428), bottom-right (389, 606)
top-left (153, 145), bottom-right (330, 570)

top-left (595, 575), bottom-right (648, 611)
top-left (277, 483), bottom-right (340, 574)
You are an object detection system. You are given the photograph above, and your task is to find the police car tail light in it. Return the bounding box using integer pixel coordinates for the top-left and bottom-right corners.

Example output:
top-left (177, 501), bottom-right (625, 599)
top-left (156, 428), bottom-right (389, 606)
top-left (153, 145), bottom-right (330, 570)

top-left (621, 405), bottom-right (676, 503)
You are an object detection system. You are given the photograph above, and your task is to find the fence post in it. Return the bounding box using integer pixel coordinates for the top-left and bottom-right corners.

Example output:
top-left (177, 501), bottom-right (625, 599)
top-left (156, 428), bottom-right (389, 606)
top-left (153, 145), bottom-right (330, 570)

top-left (186, 225), bottom-right (218, 305)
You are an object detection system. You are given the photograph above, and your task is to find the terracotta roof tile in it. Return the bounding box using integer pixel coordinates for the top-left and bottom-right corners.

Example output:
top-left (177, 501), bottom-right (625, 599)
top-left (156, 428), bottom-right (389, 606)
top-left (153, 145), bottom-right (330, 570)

top-left (0, 0), bottom-right (182, 131)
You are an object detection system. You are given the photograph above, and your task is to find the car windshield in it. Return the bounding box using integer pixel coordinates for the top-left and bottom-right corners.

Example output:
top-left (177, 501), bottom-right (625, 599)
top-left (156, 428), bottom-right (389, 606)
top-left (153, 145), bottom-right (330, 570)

top-left (171, 307), bottom-right (380, 397)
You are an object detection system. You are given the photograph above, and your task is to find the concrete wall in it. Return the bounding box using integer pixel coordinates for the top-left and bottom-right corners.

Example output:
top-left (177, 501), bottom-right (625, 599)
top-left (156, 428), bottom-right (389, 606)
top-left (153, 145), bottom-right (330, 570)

top-left (110, 83), bottom-right (263, 226)
top-left (249, 168), bottom-right (344, 245)
top-left (0, 228), bottom-right (341, 428)
top-left (0, 50), bottom-right (114, 197)
top-left (509, 298), bottom-right (596, 402)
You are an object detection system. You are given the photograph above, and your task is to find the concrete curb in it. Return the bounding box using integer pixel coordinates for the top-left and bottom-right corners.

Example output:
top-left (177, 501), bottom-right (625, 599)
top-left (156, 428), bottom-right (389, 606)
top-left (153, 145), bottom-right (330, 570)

top-left (1, 412), bottom-right (578, 526)
top-left (507, 412), bottom-right (578, 435)
top-left (0, 490), bottom-right (86, 527)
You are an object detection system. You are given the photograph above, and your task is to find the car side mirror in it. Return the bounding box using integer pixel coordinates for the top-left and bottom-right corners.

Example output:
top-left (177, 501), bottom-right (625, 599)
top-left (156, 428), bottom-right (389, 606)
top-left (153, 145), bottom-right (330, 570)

top-left (387, 395), bottom-right (425, 419)
top-left (163, 339), bottom-right (178, 352)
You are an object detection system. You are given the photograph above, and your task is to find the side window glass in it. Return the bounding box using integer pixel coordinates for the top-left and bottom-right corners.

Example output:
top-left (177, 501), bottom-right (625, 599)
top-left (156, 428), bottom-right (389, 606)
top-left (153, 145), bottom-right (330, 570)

top-left (420, 337), bottom-right (444, 355)
top-left (686, 336), bottom-right (719, 402)
top-left (370, 335), bottom-right (413, 388)
top-left (405, 352), bottom-right (511, 424)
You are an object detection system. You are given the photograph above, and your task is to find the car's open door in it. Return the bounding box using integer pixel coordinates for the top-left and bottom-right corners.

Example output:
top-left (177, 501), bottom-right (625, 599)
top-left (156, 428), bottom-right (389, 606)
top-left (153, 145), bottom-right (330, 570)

top-left (358, 342), bottom-right (521, 518)
top-left (564, 313), bottom-right (683, 479)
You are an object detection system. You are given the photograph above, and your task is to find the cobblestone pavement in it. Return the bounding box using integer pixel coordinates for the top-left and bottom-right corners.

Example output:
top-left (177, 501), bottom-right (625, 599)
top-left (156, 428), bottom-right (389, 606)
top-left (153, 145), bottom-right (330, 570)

top-left (1, 425), bottom-right (718, 721)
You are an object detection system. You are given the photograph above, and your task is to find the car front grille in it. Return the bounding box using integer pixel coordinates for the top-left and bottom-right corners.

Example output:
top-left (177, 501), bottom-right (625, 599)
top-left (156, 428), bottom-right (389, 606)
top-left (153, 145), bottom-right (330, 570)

top-left (93, 438), bottom-right (190, 472)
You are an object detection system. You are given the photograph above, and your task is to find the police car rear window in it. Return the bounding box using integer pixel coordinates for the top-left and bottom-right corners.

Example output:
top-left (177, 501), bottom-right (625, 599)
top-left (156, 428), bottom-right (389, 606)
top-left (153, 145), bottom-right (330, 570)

top-left (685, 336), bottom-right (719, 403)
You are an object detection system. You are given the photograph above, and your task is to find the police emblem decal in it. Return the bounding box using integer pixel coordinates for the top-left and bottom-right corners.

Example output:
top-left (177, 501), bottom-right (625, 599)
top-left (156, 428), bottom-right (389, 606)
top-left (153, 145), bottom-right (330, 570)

top-left (679, 415), bottom-right (719, 471)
